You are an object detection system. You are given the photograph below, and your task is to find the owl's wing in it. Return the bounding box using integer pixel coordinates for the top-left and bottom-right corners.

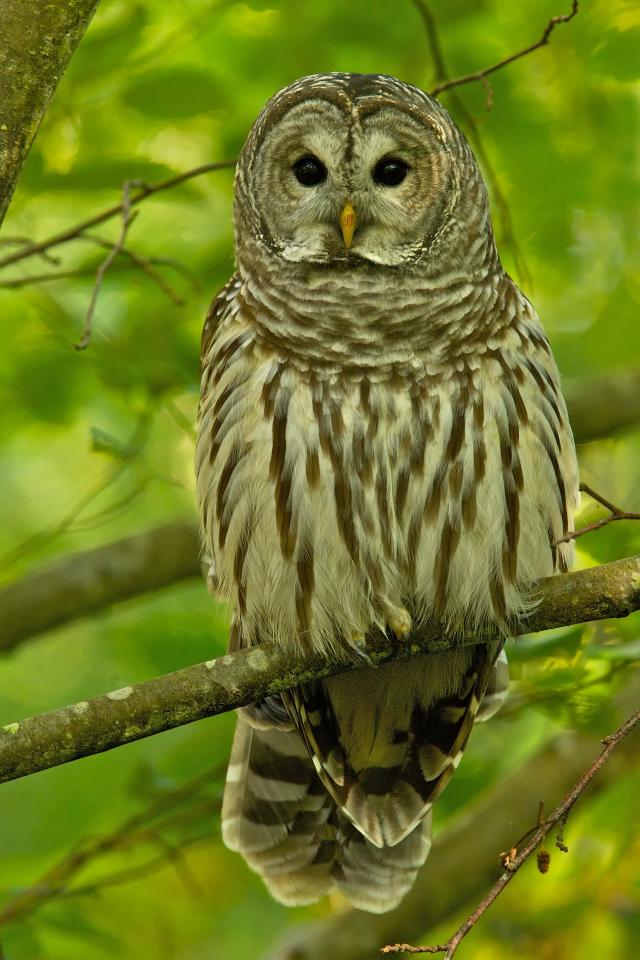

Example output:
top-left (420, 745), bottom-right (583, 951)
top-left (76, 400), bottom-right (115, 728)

top-left (200, 274), bottom-right (241, 362)
top-left (283, 643), bottom-right (499, 849)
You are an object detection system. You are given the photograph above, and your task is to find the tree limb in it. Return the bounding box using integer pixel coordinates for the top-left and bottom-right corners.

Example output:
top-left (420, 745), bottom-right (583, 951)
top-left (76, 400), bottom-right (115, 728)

top-left (564, 368), bottom-right (640, 444)
top-left (0, 0), bottom-right (102, 226)
top-left (0, 521), bottom-right (201, 654)
top-left (0, 555), bottom-right (638, 785)
top-left (264, 675), bottom-right (640, 960)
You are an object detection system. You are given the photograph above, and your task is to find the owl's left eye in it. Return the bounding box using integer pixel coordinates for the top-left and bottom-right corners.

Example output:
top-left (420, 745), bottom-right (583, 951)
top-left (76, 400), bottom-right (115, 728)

top-left (293, 155), bottom-right (327, 187)
top-left (373, 157), bottom-right (409, 187)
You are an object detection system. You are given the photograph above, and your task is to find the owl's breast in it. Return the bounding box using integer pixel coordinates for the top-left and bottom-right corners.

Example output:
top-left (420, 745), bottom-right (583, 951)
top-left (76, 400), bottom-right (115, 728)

top-left (196, 312), bottom-right (578, 656)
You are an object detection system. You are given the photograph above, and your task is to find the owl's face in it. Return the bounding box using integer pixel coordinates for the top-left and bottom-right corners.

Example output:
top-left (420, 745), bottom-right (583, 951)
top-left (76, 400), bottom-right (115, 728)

top-left (236, 75), bottom-right (476, 271)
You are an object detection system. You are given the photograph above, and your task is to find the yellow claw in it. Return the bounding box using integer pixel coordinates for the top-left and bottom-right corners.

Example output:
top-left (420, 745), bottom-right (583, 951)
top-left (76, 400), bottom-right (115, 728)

top-left (339, 201), bottom-right (357, 249)
top-left (387, 609), bottom-right (413, 640)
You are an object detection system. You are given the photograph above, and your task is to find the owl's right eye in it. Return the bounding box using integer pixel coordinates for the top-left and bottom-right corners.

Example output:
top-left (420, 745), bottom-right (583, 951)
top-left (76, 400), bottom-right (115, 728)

top-left (293, 155), bottom-right (327, 187)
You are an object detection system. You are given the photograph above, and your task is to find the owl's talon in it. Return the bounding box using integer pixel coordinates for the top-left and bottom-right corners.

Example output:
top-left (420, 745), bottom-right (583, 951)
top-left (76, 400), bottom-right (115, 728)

top-left (386, 608), bottom-right (412, 641)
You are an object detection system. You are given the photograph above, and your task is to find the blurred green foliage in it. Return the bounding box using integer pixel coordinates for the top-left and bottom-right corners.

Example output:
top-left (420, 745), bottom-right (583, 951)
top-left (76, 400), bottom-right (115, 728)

top-left (0, 1), bottom-right (638, 958)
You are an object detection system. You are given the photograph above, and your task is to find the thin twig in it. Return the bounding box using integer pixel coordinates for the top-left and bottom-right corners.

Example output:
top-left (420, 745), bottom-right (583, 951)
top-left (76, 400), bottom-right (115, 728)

top-left (480, 75), bottom-right (494, 111)
top-left (0, 160), bottom-right (235, 272)
top-left (430, 2), bottom-right (579, 96)
top-left (0, 267), bottom-right (102, 288)
top-left (381, 705), bottom-right (640, 957)
top-left (79, 235), bottom-right (186, 306)
top-left (0, 411), bottom-right (152, 571)
top-left (0, 236), bottom-right (61, 264)
top-left (554, 482), bottom-right (640, 546)
top-left (74, 180), bottom-right (141, 350)
top-left (411, 0), bottom-right (531, 286)
top-left (0, 246), bottom-right (198, 297)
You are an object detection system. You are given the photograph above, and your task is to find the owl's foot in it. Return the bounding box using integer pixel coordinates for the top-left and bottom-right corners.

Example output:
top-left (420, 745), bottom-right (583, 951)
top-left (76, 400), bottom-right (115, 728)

top-left (384, 605), bottom-right (412, 641)
top-left (348, 631), bottom-right (372, 662)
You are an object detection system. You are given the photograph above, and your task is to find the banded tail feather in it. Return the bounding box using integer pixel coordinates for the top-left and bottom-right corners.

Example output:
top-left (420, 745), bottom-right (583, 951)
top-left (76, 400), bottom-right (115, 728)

top-left (221, 644), bottom-right (507, 912)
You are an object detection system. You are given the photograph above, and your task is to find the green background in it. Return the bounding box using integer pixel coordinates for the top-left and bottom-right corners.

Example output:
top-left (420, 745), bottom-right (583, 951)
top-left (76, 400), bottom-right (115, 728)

top-left (0, 1), bottom-right (639, 957)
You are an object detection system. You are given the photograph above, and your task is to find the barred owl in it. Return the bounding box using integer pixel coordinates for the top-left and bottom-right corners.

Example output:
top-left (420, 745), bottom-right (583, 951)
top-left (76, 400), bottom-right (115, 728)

top-left (195, 73), bottom-right (578, 913)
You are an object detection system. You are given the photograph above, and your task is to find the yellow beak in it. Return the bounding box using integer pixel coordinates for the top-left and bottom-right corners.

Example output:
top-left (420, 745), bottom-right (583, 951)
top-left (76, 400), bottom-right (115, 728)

top-left (339, 201), bottom-right (356, 249)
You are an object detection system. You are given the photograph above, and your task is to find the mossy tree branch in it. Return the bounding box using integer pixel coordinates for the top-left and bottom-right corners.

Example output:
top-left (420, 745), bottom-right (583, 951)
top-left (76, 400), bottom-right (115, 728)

top-left (0, 555), bottom-right (638, 786)
top-left (0, 0), bottom-right (101, 226)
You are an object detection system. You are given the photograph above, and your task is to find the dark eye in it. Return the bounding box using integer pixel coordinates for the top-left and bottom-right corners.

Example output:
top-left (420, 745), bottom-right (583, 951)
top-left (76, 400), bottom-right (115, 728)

top-left (373, 157), bottom-right (409, 187)
top-left (293, 155), bottom-right (327, 187)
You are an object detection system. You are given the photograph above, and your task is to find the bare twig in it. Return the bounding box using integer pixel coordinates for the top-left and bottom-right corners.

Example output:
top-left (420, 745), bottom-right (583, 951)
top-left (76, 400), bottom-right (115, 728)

top-left (0, 161), bottom-right (235, 273)
top-left (411, 0), bottom-right (531, 286)
top-left (555, 815), bottom-right (569, 853)
top-left (381, 704), bottom-right (640, 957)
top-left (430, 2), bottom-right (579, 97)
top-left (0, 236), bottom-right (61, 264)
top-left (0, 266), bottom-right (108, 288)
top-left (0, 555), bottom-right (639, 785)
top-left (74, 180), bottom-right (140, 349)
top-left (479, 75), bottom-right (494, 112)
top-left (79, 235), bottom-right (187, 305)
top-left (554, 482), bottom-right (640, 546)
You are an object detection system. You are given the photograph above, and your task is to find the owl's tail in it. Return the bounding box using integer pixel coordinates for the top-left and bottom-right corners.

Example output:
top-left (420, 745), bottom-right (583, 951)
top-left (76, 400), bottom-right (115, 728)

top-left (221, 717), bottom-right (432, 913)
top-left (221, 648), bottom-right (508, 913)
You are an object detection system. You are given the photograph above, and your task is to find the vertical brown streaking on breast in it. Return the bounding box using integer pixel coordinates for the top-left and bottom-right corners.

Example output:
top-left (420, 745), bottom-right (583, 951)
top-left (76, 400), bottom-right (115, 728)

top-left (433, 515), bottom-right (461, 616)
top-left (270, 390), bottom-right (297, 559)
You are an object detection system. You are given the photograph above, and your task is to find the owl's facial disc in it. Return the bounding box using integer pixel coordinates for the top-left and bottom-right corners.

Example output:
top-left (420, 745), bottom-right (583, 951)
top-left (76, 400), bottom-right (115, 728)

top-left (246, 98), bottom-right (455, 269)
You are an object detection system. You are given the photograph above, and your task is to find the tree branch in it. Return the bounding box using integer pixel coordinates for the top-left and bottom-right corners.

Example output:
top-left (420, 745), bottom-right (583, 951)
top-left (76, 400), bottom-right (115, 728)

top-left (554, 482), bottom-right (640, 546)
top-left (264, 676), bottom-right (640, 960)
top-left (0, 0), bottom-right (102, 226)
top-left (0, 555), bottom-right (638, 785)
top-left (411, 0), bottom-right (531, 285)
top-left (382, 704), bottom-right (640, 956)
top-left (429, 2), bottom-right (579, 97)
top-left (0, 161), bottom-right (235, 271)
top-left (0, 521), bottom-right (201, 654)
top-left (564, 368), bottom-right (640, 444)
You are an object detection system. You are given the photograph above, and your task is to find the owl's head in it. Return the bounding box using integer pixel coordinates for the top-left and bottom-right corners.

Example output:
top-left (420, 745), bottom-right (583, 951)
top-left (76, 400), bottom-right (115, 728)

top-left (234, 73), bottom-right (493, 274)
